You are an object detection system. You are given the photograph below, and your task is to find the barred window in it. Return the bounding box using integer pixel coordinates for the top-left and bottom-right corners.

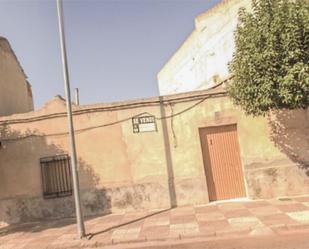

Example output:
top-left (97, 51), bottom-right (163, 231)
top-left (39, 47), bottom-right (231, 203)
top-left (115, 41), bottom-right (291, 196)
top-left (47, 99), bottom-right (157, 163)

top-left (40, 154), bottom-right (73, 199)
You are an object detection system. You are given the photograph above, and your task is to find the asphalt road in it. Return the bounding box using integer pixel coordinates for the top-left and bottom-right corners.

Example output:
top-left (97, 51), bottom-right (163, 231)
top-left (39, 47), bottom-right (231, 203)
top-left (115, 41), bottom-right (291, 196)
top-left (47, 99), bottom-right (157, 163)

top-left (106, 232), bottom-right (309, 249)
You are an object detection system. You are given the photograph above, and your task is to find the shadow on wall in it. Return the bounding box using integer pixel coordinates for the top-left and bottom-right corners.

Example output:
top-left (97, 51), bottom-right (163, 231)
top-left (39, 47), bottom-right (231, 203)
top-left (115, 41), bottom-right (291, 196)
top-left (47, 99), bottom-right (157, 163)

top-left (0, 125), bottom-right (111, 233)
top-left (268, 108), bottom-right (309, 174)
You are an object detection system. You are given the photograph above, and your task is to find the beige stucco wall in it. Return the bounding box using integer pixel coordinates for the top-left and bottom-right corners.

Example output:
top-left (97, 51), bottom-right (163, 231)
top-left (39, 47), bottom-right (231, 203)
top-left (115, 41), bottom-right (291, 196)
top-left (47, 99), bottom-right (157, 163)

top-left (0, 87), bottom-right (308, 224)
top-left (157, 0), bottom-right (251, 95)
top-left (0, 37), bottom-right (34, 117)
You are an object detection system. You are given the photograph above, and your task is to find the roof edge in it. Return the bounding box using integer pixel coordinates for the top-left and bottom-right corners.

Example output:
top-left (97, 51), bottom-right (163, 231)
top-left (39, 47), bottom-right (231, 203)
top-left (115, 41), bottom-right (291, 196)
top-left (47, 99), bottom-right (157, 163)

top-left (0, 77), bottom-right (232, 124)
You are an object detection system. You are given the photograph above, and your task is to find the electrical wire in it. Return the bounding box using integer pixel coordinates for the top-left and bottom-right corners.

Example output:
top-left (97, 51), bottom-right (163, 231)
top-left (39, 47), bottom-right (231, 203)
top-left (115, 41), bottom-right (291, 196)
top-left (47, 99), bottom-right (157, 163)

top-left (0, 78), bottom-right (231, 142)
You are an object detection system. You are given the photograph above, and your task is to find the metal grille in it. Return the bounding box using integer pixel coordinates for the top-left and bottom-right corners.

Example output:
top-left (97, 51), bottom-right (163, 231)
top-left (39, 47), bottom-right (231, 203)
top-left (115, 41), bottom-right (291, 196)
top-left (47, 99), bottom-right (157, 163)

top-left (40, 154), bottom-right (73, 199)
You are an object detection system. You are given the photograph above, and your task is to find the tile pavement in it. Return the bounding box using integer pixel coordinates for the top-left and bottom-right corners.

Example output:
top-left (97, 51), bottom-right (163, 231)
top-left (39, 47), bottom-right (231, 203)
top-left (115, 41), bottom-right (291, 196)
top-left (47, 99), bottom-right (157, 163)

top-left (1, 196), bottom-right (309, 249)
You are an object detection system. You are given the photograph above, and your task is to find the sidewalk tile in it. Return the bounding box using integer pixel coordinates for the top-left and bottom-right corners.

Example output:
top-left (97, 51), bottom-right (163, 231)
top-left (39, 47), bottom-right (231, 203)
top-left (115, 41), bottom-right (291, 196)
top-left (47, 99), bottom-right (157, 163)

top-left (184, 227), bottom-right (199, 235)
top-left (184, 223), bottom-right (199, 235)
top-left (122, 232), bottom-right (140, 240)
top-left (2, 196), bottom-right (309, 249)
top-left (170, 207), bottom-right (195, 216)
top-left (287, 210), bottom-right (309, 223)
top-left (0, 243), bottom-right (16, 249)
top-left (168, 231), bottom-right (182, 239)
top-left (205, 220), bottom-right (231, 230)
top-left (141, 225), bottom-right (170, 240)
top-left (128, 220), bottom-right (144, 228)
top-left (259, 213), bottom-right (298, 226)
top-left (170, 215), bottom-right (184, 224)
top-left (143, 218), bottom-right (158, 228)
top-left (182, 215), bottom-right (196, 224)
top-left (184, 222), bottom-right (198, 229)
top-left (276, 203), bottom-right (308, 212)
top-left (223, 208), bottom-right (252, 218)
top-left (127, 227), bottom-right (141, 234)
top-left (89, 222), bottom-right (117, 233)
top-left (302, 202), bottom-right (309, 207)
top-left (286, 223), bottom-right (309, 231)
top-left (250, 226), bottom-right (274, 236)
top-left (228, 216), bottom-right (262, 229)
top-left (99, 214), bottom-right (124, 224)
top-left (218, 203), bottom-right (245, 211)
top-left (215, 227), bottom-right (251, 237)
top-left (170, 224), bottom-right (184, 231)
top-left (196, 212), bottom-right (225, 221)
top-left (111, 228), bottom-right (127, 241)
top-left (249, 206), bottom-right (282, 216)
top-left (198, 224), bottom-right (216, 235)
top-left (155, 218), bottom-right (170, 226)
top-left (243, 200), bottom-right (271, 209)
top-left (293, 196), bottom-right (309, 202)
top-left (195, 205), bottom-right (219, 213)
top-left (140, 225), bottom-right (169, 236)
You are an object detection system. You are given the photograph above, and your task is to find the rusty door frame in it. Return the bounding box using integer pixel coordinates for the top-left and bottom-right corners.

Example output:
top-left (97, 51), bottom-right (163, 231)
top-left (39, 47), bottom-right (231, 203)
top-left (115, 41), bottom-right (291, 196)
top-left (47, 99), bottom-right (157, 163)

top-left (199, 123), bottom-right (249, 201)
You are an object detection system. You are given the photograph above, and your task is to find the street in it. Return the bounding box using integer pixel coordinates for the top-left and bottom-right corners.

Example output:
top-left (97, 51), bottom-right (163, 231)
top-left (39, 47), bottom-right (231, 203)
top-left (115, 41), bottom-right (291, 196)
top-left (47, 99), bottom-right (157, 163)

top-left (108, 232), bottom-right (309, 249)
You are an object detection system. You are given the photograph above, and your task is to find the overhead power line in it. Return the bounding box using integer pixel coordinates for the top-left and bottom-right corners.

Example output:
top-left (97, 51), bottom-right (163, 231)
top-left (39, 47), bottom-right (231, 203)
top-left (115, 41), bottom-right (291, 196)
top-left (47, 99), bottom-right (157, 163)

top-left (0, 79), bottom-right (230, 142)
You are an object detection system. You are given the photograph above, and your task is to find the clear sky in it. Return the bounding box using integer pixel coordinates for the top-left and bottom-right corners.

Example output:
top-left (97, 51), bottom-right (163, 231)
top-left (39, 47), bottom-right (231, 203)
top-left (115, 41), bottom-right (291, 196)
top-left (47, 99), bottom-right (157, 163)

top-left (0, 0), bottom-right (220, 108)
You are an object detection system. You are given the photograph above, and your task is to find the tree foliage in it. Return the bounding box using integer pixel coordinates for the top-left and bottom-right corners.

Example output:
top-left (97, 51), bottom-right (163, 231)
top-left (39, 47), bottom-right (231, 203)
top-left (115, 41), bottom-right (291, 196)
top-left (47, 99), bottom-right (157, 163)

top-left (228, 0), bottom-right (309, 116)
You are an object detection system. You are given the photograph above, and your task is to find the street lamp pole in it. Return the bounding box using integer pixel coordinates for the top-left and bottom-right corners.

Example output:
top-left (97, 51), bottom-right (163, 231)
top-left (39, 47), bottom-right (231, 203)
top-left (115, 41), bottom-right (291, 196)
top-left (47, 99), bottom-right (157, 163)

top-left (56, 0), bottom-right (86, 239)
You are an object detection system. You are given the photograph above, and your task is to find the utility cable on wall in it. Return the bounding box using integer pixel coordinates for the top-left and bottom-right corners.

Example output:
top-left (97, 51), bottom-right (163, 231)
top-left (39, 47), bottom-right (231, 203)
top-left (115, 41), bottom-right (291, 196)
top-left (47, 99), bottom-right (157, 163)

top-left (169, 103), bottom-right (178, 148)
top-left (0, 78), bottom-right (230, 143)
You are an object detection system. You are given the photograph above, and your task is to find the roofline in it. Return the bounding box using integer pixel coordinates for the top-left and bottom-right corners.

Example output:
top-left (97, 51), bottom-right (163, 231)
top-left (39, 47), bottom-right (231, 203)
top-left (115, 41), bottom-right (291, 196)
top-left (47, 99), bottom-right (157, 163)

top-left (0, 76), bottom-right (232, 124)
top-left (195, 0), bottom-right (234, 24)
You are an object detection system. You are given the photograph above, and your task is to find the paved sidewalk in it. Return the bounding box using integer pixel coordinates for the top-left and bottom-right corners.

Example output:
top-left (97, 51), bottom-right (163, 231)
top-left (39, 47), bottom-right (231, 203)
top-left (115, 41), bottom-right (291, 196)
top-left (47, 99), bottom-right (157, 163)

top-left (1, 196), bottom-right (309, 249)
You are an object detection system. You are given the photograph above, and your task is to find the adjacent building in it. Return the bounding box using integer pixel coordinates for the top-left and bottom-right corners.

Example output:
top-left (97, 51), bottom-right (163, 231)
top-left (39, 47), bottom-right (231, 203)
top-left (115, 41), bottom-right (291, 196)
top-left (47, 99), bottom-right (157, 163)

top-left (158, 0), bottom-right (250, 95)
top-left (0, 36), bottom-right (34, 116)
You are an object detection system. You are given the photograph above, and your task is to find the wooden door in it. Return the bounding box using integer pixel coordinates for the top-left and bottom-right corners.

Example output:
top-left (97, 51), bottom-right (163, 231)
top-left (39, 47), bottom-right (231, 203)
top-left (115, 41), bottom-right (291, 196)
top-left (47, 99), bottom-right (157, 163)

top-left (199, 124), bottom-right (246, 201)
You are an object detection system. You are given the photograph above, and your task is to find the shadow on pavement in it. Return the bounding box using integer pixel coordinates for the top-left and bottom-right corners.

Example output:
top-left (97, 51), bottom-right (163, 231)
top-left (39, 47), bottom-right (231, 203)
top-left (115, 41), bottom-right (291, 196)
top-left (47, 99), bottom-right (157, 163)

top-left (88, 208), bottom-right (171, 239)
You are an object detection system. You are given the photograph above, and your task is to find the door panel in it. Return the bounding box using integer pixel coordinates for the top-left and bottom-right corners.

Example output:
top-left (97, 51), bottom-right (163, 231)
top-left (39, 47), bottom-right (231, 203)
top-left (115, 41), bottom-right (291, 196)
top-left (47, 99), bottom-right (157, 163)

top-left (199, 124), bottom-right (246, 201)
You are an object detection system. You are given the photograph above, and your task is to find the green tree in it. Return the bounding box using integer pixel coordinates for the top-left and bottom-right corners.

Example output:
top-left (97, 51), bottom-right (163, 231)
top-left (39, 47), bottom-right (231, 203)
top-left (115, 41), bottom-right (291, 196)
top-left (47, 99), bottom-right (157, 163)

top-left (228, 0), bottom-right (309, 116)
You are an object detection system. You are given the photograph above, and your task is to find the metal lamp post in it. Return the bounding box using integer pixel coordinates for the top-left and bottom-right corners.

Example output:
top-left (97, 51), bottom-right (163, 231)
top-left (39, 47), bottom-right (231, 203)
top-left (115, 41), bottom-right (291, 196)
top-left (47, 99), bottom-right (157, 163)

top-left (56, 0), bottom-right (86, 239)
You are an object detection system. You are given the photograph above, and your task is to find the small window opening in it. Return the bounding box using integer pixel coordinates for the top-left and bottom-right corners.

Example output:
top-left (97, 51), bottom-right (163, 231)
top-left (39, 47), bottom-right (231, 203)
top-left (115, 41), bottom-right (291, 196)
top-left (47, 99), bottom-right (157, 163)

top-left (40, 154), bottom-right (73, 199)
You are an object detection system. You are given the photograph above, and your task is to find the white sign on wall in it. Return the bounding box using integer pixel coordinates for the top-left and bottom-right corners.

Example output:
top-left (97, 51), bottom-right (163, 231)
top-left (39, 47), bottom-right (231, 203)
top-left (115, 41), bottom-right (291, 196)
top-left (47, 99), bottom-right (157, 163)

top-left (132, 115), bottom-right (157, 133)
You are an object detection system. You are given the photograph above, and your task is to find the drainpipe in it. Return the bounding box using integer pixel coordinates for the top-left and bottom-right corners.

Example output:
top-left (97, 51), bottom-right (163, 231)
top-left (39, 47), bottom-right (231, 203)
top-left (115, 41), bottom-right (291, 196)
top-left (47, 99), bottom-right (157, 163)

top-left (159, 96), bottom-right (178, 208)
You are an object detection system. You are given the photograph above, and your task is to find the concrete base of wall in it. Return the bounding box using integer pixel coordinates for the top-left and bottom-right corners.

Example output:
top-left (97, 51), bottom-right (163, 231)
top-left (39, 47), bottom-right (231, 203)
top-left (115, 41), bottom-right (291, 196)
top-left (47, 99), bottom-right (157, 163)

top-left (245, 163), bottom-right (309, 199)
top-left (0, 177), bottom-right (210, 225)
top-left (175, 177), bottom-right (209, 206)
top-left (0, 182), bottom-right (170, 225)
top-left (2, 167), bottom-right (309, 225)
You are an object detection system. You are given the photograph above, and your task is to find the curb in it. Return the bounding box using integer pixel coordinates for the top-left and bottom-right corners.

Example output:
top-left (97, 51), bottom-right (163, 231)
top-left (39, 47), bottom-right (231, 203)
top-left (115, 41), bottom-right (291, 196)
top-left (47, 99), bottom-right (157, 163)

top-left (272, 223), bottom-right (309, 235)
top-left (45, 223), bottom-right (309, 249)
top-left (46, 228), bottom-right (254, 249)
